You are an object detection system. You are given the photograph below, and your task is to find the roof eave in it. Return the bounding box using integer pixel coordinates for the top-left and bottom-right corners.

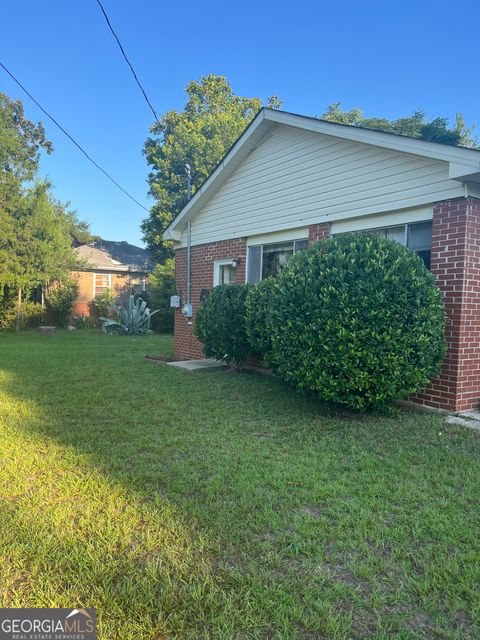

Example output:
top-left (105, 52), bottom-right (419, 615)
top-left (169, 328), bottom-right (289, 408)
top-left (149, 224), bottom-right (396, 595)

top-left (164, 108), bottom-right (480, 237)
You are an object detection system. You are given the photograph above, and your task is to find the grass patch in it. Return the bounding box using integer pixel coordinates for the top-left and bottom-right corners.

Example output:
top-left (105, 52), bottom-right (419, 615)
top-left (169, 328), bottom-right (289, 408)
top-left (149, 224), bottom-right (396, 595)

top-left (0, 330), bottom-right (479, 639)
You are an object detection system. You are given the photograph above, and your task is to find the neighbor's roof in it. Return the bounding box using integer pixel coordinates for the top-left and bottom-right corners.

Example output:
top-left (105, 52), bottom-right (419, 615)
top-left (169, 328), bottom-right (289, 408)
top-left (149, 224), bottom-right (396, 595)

top-left (164, 108), bottom-right (480, 241)
top-left (75, 240), bottom-right (152, 273)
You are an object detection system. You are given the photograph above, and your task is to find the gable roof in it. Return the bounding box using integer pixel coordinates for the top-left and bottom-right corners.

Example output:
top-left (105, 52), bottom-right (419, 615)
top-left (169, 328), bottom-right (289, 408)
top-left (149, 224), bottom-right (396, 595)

top-left (75, 240), bottom-right (152, 273)
top-left (164, 108), bottom-right (480, 241)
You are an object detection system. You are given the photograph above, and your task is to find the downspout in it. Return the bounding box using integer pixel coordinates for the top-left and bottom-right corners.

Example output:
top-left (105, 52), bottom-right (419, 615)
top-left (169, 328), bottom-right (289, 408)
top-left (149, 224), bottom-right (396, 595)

top-left (186, 220), bottom-right (192, 307)
top-left (183, 163), bottom-right (193, 319)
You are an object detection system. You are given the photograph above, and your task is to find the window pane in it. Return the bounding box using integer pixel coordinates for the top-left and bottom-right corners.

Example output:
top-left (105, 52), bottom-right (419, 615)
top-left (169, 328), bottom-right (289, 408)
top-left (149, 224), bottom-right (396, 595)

top-left (294, 239), bottom-right (309, 252)
top-left (385, 226), bottom-right (406, 245)
top-left (262, 242), bottom-right (294, 279)
top-left (247, 246), bottom-right (262, 284)
top-left (220, 264), bottom-right (237, 285)
top-left (408, 221), bottom-right (432, 251)
top-left (416, 249), bottom-right (431, 270)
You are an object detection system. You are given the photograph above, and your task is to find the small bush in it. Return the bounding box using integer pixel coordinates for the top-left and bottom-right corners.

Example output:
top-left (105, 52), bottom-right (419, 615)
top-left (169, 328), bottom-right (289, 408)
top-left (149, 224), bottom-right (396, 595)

top-left (245, 277), bottom-right (277, 359)
top-left (268, 234), bottom-right (446, 410)
top-left (0, 293), bottom-right (44, 330)
top-left (18, 301), bottom-right (44, 328)
top-left (194, 284), bottom-right (250, 365)
top-left (0, 293), bottom-right (18, 331)
top-left (92, 289), bottom-right (116, 319)
top-left (46, 280), bottom-right (79, 327)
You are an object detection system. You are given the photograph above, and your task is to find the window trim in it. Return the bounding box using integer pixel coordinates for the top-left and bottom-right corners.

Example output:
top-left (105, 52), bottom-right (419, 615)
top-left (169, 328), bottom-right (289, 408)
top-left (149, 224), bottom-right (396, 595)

top-left (93, 272), bottom-right (112, 298)
top-left (213, 259), bottom-right (237, 287)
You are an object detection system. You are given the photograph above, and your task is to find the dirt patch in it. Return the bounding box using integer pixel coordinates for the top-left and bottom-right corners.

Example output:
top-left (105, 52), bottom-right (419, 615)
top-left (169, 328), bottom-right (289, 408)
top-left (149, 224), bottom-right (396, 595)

top-left (301, 505), bottom-right (324, 520)
top-left (406, 612), bottom-right (436, 634)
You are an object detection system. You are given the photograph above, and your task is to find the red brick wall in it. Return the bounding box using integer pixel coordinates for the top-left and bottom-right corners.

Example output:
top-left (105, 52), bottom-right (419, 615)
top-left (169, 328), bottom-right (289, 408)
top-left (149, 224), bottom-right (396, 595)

top-left (409, 197), bottom-right (480, 411)
top-left (309, 223), bottom-right (330, 242)
top-left (173, 238), bottom-right (247, 360)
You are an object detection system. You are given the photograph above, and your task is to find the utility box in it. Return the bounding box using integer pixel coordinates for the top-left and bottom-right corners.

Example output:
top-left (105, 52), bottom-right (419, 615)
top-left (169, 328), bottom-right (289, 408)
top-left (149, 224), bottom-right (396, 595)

top-left (170, 295), bottom-right (181, 308)
top-left (182, 303), bottom-right (193, 318)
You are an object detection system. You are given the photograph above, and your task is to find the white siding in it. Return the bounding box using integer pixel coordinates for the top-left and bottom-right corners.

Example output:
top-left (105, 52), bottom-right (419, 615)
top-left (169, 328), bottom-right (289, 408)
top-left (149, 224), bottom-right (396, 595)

top-left (183, 124), bottom-right (464, 247)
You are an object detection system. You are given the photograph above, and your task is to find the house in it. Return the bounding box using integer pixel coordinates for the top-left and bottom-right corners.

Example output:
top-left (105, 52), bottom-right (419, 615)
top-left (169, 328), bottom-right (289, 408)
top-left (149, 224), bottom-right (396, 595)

top-left (71, 240), bottom-right (152, 317)
top-left (164, 108), bottom-right (480, 412)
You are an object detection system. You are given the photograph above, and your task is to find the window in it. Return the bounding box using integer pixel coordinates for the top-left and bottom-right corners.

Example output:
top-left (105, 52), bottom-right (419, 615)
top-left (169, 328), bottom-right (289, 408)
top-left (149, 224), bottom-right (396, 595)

top-left (94, 273), bottom-right (112, 297)
top-left (214, 260), bottom-right (237, 286)
top-left (336, 221), bottom-right (432, 269)
top-left (247, 239), bottom-right (308, 284)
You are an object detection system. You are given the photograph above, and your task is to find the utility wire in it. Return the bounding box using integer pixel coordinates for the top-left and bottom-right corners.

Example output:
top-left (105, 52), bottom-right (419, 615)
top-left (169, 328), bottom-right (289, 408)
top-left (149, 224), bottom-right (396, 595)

top-left (95, 0), bottom-right (160, 125)
top-left (0, 61), bottom-right (149, 213)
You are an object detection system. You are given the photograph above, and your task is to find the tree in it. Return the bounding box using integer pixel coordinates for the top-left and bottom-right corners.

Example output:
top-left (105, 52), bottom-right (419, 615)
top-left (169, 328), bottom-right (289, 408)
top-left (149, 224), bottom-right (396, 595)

top-left (319, 103), bottom-right (478, 148)
top-left (0, 93), bottom-right (87, 329)
top-left (146, 258), bottom-right (175, 333)
top-left (143, 75), bottom-right (281, 262)
top-left (7, 183), bottom-right (79, 329)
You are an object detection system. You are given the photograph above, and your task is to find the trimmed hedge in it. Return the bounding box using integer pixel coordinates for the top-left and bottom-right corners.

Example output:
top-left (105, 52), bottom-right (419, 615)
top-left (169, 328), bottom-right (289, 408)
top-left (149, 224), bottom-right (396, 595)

top-left (194, 284), bottom-right (250, 365)
top-left (267, 234), bottom-right (446, 410)
top-left (245, 276), bottom-right (276, 360)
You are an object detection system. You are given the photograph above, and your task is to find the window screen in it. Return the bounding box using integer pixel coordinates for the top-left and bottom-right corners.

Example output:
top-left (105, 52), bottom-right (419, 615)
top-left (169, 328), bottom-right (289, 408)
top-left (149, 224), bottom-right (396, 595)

top-left (95, 274), bottom-right (111, 296)
top-left (407, 221), bottom-right (433, 269)
top-left (247, 245), bottom-right (262, 284)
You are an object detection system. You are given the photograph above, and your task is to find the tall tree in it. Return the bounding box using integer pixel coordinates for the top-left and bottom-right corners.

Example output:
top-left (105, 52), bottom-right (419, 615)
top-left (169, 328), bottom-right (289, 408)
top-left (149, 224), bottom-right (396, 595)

top-left (6, 183), bottom-right (80, 328)
top-left (143, 75), bottom-right (281, 262)
top-left (320, 103), bottom-right (478, 148)
top-left (0, 93), bottom-right (90, 328)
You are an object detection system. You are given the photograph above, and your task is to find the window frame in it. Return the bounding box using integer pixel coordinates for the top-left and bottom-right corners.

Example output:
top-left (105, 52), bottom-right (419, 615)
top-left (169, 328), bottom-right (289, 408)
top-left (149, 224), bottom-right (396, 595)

top-left (93, 272), bottom-right (112, 298)
top-left (332, 220), bottom-right (432, 268)
top-left (246, 237), bottom-right (308, 284)
top-left (213, 259), bottom-right (237, 287)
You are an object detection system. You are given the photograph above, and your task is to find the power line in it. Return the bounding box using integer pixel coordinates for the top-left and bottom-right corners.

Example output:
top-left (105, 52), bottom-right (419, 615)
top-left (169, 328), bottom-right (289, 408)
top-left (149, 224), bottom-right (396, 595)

top-left (95, 0), bottom-right (160, 125)
top-left (0, 61), bottom-right (149, 213)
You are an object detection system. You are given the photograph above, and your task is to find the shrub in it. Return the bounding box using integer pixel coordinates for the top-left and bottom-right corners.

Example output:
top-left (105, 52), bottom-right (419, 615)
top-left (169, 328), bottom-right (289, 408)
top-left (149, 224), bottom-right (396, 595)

top-left (92, 289), bottom-right (116, 319)
top-left (0, 293), bottom-right (18, 331)
top-left (194, 284), bottom-right (250, 365)
top-left (245, 277), bottom-right (277, 360)
top-left (268, 234), bottom-right (446, 410)
top-left (0, 292), bottom-right (44, 330)
top-left (18, 301), bottom-right (44, 328)
top-left (46, 280), bottom-right (79, 327)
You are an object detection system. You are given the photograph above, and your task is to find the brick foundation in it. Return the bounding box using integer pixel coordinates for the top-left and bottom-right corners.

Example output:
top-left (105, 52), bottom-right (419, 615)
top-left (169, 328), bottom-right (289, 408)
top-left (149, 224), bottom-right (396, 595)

top-left (173, 238), bottom-right (246, 360)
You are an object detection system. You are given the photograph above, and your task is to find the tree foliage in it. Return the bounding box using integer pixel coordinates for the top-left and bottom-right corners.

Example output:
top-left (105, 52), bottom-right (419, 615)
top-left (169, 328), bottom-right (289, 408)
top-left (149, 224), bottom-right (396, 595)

top-left (145, 258), bottom-right (175, 333)
top-left (320, 103), bottom-right (478, 148)
top-left (142, 75), bottom-right (281, 262)
top-left (0, 92), bottom-right (92, 328)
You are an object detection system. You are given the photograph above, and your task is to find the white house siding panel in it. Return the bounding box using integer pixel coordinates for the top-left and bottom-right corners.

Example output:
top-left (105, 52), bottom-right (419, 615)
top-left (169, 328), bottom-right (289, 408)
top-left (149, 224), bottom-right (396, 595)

top-left (184, 124), bottom-right (465, 247)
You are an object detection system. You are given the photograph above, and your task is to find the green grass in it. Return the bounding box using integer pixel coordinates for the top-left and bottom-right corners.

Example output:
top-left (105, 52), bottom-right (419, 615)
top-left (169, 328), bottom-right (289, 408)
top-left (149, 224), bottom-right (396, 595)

top-left (0, 331), bottom-right (479, 639)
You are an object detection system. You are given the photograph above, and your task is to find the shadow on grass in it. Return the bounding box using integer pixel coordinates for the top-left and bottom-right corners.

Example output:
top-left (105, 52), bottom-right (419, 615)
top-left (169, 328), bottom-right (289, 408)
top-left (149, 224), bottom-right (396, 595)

top-left (1, 332), bottom-right (479, 639)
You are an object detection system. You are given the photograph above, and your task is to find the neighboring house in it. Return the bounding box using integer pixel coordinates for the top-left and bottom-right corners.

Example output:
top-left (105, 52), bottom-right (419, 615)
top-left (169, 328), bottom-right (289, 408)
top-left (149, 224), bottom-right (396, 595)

top-left (165, 108), bottom-right (480, 412)
top-left (71, 240), bottom-right (152, 316)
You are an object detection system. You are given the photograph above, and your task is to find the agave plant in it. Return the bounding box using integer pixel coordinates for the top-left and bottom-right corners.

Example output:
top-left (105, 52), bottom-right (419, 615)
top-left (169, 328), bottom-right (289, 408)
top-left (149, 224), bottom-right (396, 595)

top-left (100, 295), bottom-right (159, 336)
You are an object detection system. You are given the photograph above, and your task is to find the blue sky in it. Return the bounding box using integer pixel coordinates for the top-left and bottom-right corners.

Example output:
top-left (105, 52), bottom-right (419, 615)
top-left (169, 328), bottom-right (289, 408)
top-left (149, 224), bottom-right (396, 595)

top-left (1, 0), bottom-right (479, 247)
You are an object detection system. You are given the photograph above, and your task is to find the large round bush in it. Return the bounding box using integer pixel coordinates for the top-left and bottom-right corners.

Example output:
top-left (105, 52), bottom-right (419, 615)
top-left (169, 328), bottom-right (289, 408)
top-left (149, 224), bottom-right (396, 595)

top-left (268, 234), bottom-right (446, 410)
top-left (194, 284), bottom-right (250, 365)
top-left (245, 276), bottom-right (277, 359)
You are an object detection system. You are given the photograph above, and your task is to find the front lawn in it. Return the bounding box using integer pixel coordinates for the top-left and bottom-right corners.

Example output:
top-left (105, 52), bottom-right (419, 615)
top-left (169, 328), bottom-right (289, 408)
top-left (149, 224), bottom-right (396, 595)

top-left (0, 331), bottom-right (479, 639)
